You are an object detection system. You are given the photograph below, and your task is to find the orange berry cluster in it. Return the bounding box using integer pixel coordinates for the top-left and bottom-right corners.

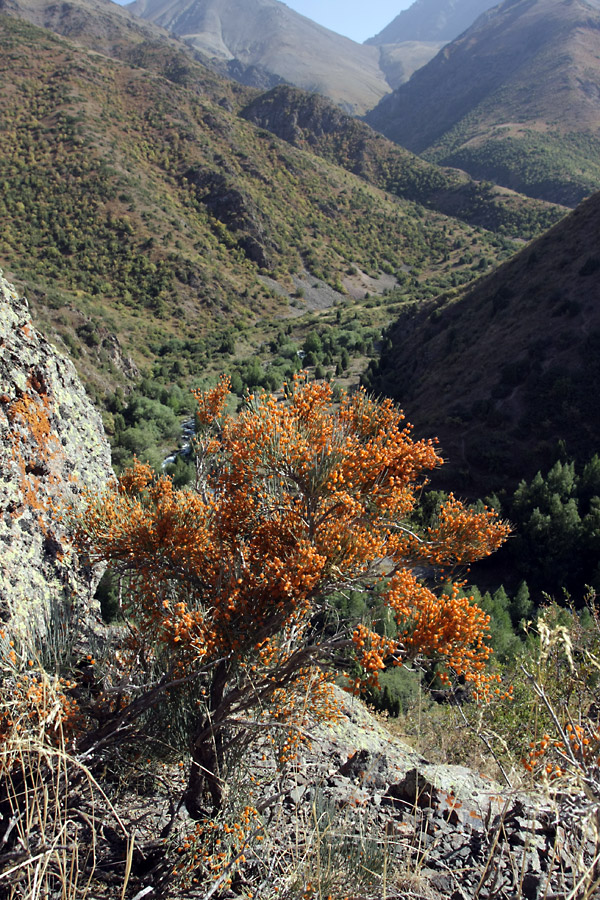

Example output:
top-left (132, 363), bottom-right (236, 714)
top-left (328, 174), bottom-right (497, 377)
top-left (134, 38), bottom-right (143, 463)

top-left (0, 651), bottom-right (81, 758)
top-left (173, 805), bottom-right (261, 891)
top-left (192, 374), bottom-right (231, 426)
top-left (522, 721), bottom-right (600, 780)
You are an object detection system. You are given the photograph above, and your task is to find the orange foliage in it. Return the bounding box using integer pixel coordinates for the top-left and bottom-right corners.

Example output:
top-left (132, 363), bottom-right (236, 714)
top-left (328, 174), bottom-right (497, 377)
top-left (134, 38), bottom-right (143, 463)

top-left (76, 377), bottom-right (509, 812)
top-left (173, 804), bottom-right (261, 891)
top-left (192, 374), bottom-right (231, 426)
top-left (0, 630), bottom-right (81, 758)
top-left (77, 375), bottom-right (509, 686)
top-left (7, 390), bottom-right (62, 517)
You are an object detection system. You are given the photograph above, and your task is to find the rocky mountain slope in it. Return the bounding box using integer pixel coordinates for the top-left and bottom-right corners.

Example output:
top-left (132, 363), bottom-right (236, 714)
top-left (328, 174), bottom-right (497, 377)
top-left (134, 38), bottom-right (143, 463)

top-left (125, 0), bottom-right (390, 114)
top-left (0, 273), bottom-right (112, 636)
top-left (367, 0), bottom-right (600, 205)
top-left (367, 189), bottom-right (600, 494)
top-left (366, 0), bottom-right (500, 43)
top-left (373, 39), bottom-right (446, 89)
top-left (0, 0), bottom-right (198, 61)
top-left (367, 0), bottom-right (502, 86)
top-left (125, 0), bottom-right (506, 98)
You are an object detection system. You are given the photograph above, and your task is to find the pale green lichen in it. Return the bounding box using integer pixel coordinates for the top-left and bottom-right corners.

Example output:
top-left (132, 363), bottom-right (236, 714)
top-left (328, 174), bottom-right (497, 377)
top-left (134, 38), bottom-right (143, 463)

top-left (0, 271), bottom-right (114, 639)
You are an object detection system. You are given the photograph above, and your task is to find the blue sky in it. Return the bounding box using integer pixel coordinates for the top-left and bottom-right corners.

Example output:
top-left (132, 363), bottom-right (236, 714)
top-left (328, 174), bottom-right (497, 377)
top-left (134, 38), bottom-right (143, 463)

top-left (282, 1), bottom-right (413, 42)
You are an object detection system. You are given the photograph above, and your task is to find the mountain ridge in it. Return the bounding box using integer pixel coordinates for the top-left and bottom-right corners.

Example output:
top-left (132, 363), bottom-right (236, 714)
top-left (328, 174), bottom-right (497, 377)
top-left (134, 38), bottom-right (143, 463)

top-left (240, 84), bottom-right (565, 237)
top-left (0, 8), bottom-right (527, 406)
top-left (366, 0), bottom-right (600, 205)
top-left (366, 0), bottom-right (500, 44)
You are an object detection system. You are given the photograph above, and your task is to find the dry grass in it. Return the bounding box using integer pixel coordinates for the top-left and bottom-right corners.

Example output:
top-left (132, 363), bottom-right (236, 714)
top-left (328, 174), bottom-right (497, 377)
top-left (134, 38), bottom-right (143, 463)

top-left (3, 601), bottom-right (600, 899)
top-left (0, 658), bottom-right (133, 900)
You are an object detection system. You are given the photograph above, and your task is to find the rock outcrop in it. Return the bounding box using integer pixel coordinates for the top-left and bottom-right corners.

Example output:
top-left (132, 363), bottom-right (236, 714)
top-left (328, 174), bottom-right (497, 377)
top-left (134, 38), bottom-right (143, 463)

top-left (0, 272), bottom-right (114, 638)
top-left (247, 689), bottom-right (588, 900)
top-left (184, 166), bottom-right (279, 270)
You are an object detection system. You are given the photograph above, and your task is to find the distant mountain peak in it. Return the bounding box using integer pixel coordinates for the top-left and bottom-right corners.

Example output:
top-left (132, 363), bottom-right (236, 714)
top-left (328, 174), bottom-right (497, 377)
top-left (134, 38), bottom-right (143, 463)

top-left (126, 0), bottom-right (391, 113)
top-left (365, 0), bottom-right (501, 44)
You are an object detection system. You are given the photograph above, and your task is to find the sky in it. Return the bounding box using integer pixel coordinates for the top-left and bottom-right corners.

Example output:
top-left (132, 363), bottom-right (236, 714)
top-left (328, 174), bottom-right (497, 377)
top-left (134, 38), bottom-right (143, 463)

top-left (281, 1), bottom-right (413, 42)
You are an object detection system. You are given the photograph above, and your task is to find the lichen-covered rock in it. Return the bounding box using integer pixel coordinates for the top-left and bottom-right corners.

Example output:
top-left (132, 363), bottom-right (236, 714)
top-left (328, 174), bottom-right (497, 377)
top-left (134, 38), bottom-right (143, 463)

top-left (0, 272), bottom-right (114, 639)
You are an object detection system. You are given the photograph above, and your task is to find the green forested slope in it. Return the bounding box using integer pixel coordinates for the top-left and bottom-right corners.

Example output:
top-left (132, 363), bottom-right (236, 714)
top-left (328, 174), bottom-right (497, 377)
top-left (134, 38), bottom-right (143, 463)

top-left (241, 85), bottom-right (565, 238)
top-left (0, 13), bottom-right (521, 406)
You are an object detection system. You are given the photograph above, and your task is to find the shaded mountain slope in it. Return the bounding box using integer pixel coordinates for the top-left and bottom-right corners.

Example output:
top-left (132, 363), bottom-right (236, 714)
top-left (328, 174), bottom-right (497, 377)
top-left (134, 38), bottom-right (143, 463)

top-left (126, 0), bottom-right (390, 114)
top-left (367, 190), bottom-right (600, 494)
top-left (241, 85), bottom-right (565, 239)
top-left (367, 0), bottom-right (600, 205)
top-left (366, 0), bottom-right (499, 43)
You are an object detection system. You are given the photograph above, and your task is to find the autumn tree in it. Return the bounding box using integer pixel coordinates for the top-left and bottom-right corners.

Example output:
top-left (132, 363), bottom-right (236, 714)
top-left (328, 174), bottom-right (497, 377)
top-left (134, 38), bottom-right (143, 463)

top-left (75, 377), bottom-right (509, 819)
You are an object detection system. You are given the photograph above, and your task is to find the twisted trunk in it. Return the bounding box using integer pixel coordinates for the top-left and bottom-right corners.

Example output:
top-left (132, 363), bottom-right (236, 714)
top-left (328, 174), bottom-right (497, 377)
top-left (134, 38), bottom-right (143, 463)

top-left (184, 659), bottom-right (229, 819)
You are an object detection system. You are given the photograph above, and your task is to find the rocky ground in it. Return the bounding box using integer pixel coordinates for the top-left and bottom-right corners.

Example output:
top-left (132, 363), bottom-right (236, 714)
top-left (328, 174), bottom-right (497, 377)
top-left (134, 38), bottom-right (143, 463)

top-left (74, 688), bottom-right (592, 900)
top-left (248, 690), bottom-right (587, 900)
